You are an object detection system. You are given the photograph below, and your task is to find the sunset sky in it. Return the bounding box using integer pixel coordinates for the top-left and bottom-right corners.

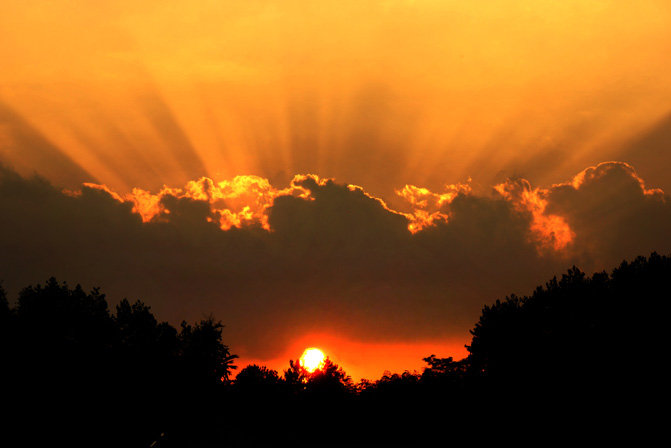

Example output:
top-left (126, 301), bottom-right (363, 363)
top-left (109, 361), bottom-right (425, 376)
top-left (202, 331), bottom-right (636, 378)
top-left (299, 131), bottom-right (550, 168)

top-left (2, 0), bottom-right (671, 380)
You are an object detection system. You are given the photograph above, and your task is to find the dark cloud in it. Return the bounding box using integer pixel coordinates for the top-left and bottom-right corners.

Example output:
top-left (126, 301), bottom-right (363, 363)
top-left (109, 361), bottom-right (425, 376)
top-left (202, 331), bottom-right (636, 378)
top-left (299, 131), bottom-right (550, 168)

top-left (1, 161), bottom-right (669, 360)
top-left (546, 161), bottom-right (671, 269)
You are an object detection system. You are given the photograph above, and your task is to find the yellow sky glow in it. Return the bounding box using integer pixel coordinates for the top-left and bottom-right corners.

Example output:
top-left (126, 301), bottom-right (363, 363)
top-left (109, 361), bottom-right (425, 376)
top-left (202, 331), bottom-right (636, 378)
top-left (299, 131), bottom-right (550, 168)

top-left (1, 0), bottom-right (670, 202)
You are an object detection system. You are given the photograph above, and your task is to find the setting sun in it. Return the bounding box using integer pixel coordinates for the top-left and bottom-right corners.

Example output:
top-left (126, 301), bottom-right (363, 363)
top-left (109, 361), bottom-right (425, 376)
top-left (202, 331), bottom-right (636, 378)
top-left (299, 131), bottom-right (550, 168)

top-left (299, 348), bottom-right (326, 372)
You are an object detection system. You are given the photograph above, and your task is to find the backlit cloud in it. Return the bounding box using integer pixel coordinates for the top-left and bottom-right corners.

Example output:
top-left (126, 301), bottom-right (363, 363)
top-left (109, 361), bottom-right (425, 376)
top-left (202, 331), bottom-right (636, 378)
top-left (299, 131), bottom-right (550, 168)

top-left (494, 177), bottom-right (574, 251)
top-left (1, 160), bottom-right (669, 364)
top-left (395, 182), bottom-right (471, 233)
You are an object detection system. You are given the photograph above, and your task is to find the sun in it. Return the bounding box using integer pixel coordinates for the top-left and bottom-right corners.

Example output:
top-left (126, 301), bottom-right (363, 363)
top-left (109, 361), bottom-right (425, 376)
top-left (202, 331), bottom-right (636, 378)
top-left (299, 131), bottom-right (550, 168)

top-left (299, 347), bottom-right (326, 372)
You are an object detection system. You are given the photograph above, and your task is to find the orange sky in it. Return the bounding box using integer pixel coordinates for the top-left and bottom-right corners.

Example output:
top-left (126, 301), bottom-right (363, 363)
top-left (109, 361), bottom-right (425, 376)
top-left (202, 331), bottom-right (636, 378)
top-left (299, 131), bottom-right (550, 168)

top-left (1, 1), bottom-right (671, 380)
top-left (2, 1), bottom-right (671, 197)
top-left (240, 334), bottom-right (468, 382)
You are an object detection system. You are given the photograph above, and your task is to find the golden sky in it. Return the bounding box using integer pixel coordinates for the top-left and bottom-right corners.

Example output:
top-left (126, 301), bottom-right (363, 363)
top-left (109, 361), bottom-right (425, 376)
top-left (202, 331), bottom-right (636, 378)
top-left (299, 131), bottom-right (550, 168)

top-left (1, 1), bottom-right (671, 379)
top-left (2, 1), bottom-right (671, 198)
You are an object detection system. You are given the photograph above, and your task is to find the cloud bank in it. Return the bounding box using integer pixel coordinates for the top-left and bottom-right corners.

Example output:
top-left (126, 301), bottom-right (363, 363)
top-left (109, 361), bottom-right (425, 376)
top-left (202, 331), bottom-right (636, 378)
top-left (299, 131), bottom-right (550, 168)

top-left (1, 161), bottom-right (669, 359)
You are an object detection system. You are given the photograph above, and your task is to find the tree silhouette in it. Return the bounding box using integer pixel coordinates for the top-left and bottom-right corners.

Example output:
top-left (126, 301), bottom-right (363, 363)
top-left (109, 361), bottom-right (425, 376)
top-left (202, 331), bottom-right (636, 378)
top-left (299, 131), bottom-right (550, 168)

top-left (178, 316), bottom-right (238, 384)
top-left (421, 354), bottom-right (469, 387)
top-left (283, 358), bottom-right (308, 390)
top-left (0, 283), bottom-right (13, 388)
top-left (306, 357), bottom-right (354, 396)
top-left (235, 364), bottom-right (281, 389)
top-left (2, 252), bottom-right (669, 446)
top-left (282, 356), bottom-right (353, 396)
top-left (0, 282), bottom-right (9, 320)
top-left (0, 277), bottom-right (239, 447)
top-left (0, 282), bottom-right (10, 336)
top-left (466, 252), bottom-right (671, 412)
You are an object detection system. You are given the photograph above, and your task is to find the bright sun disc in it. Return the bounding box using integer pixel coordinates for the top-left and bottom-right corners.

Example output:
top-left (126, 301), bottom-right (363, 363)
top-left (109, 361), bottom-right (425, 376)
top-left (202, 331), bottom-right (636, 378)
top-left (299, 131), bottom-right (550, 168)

top-left (300, 347), bottom-right (326, 372)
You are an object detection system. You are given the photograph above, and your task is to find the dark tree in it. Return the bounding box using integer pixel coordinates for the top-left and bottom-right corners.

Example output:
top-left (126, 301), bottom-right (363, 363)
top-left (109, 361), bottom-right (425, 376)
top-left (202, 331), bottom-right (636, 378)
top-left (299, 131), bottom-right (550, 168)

top-left (178, 316), bottom-right (238, 384)
top-left (420, 354), bottom-right (469, 387)
top-left (2, 252), bottom-right (669, 446)
top-left (0, 282), bottom-right (11, 336)
top-left (0, 278), bottom-right (239, 448)
top-left (466, 253), bottom-right (671, 422)
top-left (0, 282), bottom-right (9, 320)
top-left (235, 364), bottom-right (281, 389)
top-left (306, 357), bottom-right (354, 396)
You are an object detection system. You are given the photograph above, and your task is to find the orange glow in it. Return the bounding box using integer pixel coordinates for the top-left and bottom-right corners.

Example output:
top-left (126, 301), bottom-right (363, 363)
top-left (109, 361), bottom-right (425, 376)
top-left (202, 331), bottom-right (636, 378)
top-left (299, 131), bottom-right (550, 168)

top-left (1, 1), bottom-right (670, 199)
top-left (569, 161), bottom-right (665, 197)
top-left (299, 348), bottom-right (326, 373)
top-left (126, 175), bottom-right (282, 229)
top-left (79, 173), bottom-right (316, 230)
top-left (72, 169), bottom-right (588, 253)
top-left (71, 160), bottom-right (666, 255)
top-left (495, 179), bottom-right (575, 251)
top-left (237, 333), bottom-right (469, 382)
top-left (396, 182), bottom-right (471, 233)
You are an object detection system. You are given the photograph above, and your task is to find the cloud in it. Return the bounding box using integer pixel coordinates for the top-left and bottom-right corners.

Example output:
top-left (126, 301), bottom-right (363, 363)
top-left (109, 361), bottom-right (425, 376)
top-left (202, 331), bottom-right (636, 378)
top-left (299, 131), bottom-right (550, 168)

top-left (394, 181), bottom-right (471, 232)
top-left (545, 161), bottom-right (671, 268)
top-left (1, 161), bottom-right (669, 360)
top-left (494, 177), bottom-right (574, 251)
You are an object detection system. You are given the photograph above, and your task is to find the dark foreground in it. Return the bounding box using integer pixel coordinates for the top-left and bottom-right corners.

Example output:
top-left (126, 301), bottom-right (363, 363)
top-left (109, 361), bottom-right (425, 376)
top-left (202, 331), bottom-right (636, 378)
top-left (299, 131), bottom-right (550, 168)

top-left (1, 253), bottom-right (668, 446)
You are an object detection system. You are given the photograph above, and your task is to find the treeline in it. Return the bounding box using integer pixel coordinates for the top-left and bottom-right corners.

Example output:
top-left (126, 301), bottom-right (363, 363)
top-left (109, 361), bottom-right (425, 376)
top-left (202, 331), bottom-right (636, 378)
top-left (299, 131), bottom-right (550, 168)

top-left (224, 253), bottom-right (668, 444)
top-left (0, 278), bottom-right (237, 447)
top-left (1, 253), bottom-right (668, 446)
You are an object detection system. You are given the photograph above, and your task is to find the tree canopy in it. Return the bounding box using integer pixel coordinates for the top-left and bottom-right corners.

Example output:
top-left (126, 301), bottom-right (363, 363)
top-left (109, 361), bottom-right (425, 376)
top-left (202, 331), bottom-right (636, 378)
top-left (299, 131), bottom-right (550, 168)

top-left (2, 252), bottom-right (668, 446)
